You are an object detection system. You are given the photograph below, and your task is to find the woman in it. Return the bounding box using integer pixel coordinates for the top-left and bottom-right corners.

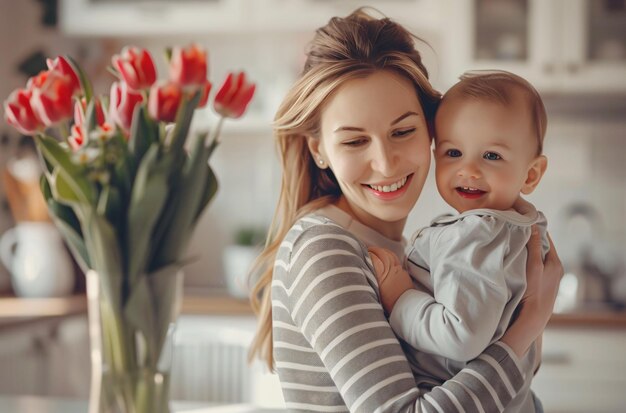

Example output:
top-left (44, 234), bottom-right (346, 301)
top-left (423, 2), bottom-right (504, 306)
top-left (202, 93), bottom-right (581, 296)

top-left (249, 8), bottom-right (562, 412)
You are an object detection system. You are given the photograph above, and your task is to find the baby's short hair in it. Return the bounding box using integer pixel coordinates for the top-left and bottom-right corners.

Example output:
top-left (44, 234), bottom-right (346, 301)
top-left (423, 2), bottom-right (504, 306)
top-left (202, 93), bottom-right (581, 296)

top-left (445, 70), bottom-right (547, 155)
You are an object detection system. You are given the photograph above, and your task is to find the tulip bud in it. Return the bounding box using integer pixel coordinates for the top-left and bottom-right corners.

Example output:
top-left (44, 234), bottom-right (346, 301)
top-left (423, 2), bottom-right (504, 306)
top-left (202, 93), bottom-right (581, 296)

top-left (148, 81), bottom-right (183, 123)
top-left (74, 97), bottom-right (106, 129)
top-left (169, 44), bottom-right (208, 86)
top-left (3, 88), bottom-right (43, 135)
top-left (68, 124), bottom-right (85, 151)
top-left (109, 81), bottom-right (144, 132)
top-left (28, 70), bottom-right (76, 127)
top-left (112, 47), bottom-right (157, 91)
top-left (213, 72), bottom-right (255, 119)
top-left (47, 56), bottom-right (81, 95)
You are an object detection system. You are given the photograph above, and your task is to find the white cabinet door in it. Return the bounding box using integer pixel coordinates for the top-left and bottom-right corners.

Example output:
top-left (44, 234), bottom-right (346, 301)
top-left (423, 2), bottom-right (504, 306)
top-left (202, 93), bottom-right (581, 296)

top-left (442, 0), bottom-right (626, 93)
top-left (531, 327), bottom-right (626, 413)
top-left (60, 0), bottom-right (246, 35)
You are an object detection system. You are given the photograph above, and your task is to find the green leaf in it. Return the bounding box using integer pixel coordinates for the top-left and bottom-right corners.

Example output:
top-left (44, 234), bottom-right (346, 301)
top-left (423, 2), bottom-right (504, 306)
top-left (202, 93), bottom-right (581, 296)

top-left (109, 130), bottom-right (133, 196)
top-left (82, 208), bottom-right (124, 308)
top-left (128, 105), bottom-right (158, 174)
top-left (126, 144), bottom-right (172, 284)
top-left (124, 264), bottom-right (182, 368)
top-left (193, 164), bottom-right (218, 224)
top-left (167, 91), bottom-right (202, 156)
top-left (164, 47), bottom-right (173, 63)
top-left (51, 168), bottom-right (82, 206)
top-left (35, 135), bottom-right (96, 206)
top-left (150, 132), bottom-right (216, 269)
top-left (65, 55), bottom-right (93, 103)
top-left (84, 98), bottom-right (99, 132)
top-left (97, 184), bottom-right (122, 226)
top-left (41, 175), bottom-right (91, 271)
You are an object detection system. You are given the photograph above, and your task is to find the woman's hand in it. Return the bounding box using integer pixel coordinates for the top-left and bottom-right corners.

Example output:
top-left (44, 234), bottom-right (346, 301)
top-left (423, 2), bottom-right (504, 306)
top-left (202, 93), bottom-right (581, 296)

top-left (368, 247), bottom-right (414, 314)
top-left (501, 225), bottom-right (563, 358)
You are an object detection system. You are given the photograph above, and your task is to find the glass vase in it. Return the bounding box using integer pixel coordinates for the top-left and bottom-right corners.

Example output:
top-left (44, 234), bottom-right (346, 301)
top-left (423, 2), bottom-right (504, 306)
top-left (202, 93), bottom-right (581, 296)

top-left (85, 266), bottom-right (183, 413)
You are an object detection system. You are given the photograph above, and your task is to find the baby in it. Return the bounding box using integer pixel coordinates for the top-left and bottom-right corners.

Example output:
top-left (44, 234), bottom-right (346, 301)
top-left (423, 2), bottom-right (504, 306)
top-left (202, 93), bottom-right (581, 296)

top-left (370, 70), bottom-right (550, 413)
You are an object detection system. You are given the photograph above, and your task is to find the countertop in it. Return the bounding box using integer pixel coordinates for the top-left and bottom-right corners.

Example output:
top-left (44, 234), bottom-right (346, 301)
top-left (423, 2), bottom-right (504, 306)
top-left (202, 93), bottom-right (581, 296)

top-left (0, 395), bottom-right (285, 413)
top-left (1, 292), bottom-right (626, 328)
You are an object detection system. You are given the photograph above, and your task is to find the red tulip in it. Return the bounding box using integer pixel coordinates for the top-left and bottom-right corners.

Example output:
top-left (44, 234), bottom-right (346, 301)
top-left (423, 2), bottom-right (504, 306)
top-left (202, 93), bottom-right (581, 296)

top-left (213, 72), bottom-right (255, 119)
top-left (28, 70), bottom-right (76, 126)
top-left (198, 80), bottom-right (212, 108)
top-left (112, 47), bottom-right (157, 91)
top-left (46, 56), bottom-right (81, 95)
top-left (169, 44), bottom-right (208, 86)
top-left (74, 97), bottom-right (106, 129)
top-left (148, 81), bottom-right (183, 123)
top-left (3, 88), bottom-right (44, 135)
top-left (109, 81), bottom-right (144, 132)
top-left (68, 124), bottom-right (85, 151)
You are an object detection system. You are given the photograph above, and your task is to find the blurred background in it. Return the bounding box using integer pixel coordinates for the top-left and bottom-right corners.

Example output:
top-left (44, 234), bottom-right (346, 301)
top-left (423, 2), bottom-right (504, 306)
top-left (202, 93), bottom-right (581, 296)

top-left (0, 0), bottom-right (625, 412)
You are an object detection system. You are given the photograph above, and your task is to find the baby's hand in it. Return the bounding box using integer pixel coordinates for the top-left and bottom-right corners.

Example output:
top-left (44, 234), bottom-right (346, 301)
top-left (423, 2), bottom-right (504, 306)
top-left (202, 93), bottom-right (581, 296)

top-left (368, 247), bottom-right (414, 314)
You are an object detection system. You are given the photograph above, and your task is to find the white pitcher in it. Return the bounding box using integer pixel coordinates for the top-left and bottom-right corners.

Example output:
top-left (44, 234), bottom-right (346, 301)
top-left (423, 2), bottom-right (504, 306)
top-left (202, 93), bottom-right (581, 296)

top-left (0, 222), bottom-right (74, 297)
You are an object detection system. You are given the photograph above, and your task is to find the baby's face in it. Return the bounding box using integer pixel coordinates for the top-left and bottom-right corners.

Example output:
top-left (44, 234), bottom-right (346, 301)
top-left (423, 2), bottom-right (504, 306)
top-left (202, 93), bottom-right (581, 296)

top-left (433, 93), bottom-right (539, 213)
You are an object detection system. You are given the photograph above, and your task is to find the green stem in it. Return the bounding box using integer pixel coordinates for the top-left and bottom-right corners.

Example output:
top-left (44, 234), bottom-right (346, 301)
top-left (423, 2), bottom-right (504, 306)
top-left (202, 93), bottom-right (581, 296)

top-left (206, 116), bottom-right (225, 156)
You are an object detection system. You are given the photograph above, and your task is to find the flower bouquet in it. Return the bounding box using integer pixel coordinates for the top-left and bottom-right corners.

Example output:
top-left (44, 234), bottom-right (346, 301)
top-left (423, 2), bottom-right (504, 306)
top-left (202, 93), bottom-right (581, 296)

top-left (4, 44), bottom-right (255, 413)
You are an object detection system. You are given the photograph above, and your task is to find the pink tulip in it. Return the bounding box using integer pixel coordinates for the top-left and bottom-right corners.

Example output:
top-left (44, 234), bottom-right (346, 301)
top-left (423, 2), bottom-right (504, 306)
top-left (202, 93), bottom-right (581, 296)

top-left (148, 81), bottom-right (183, 123)
top-left (3, 88), bottom-right (44, 135)
top-left (112, 47), bottom-right (157, 91)
top-left (28, 70), bottom-right (76, 127)
top-left (46, 56), bottom-right (81, 95)
top-left (213, 72), bottom-right (255, 119)
top-left (109, 81), bottom-right (144, 132)
top-left (169, 44), bottom-right (208, 86)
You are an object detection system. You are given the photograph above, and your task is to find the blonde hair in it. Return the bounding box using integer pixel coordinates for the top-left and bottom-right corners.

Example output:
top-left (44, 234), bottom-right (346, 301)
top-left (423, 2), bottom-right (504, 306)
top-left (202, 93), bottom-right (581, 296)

top-left (443, 70), bottom-right (547, 155)
top-left (248, 7), bottom-right (441, 370)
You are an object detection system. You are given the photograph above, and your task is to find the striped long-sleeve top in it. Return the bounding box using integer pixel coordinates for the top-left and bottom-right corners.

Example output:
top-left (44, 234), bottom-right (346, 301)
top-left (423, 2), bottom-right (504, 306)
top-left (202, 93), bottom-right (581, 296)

top-left (271, 204), bottom-right (526, 412)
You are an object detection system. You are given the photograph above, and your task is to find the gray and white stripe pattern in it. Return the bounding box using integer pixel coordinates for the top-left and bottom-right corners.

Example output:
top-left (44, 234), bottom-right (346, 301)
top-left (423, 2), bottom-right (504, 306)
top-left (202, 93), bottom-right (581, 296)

top-left (272, 212), bottom-right (524, 412)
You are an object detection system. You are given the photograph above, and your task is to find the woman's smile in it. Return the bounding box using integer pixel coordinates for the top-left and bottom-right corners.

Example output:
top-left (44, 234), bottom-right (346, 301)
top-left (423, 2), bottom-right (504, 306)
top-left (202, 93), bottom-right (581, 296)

top-left (364, 173), bottom-right (413, 200)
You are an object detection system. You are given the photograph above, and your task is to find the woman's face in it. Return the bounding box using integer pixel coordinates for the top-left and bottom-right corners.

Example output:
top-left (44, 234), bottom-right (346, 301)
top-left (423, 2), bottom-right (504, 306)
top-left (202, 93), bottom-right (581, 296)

top-left (309, 70), bottom-right (432, 239)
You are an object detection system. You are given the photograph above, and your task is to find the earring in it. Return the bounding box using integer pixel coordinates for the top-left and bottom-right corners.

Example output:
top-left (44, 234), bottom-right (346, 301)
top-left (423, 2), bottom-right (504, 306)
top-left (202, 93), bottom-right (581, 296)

top-left (318, 158), bottom-right (324, 165)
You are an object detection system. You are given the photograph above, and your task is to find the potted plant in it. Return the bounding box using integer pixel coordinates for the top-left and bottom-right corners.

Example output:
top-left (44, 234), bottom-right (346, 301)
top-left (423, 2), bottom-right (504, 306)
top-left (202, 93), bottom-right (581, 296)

top-left (223, 226), bottom-right (265, 299)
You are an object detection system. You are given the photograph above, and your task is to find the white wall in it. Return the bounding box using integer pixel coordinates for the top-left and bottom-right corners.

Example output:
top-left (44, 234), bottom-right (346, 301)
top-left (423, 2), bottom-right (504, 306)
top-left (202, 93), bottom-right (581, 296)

top-left (1, 1), bottom-right (625, 293)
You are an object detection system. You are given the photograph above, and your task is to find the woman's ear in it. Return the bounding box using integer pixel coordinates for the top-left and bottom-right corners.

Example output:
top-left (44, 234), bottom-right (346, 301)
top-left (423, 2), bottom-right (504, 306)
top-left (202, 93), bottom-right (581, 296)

top-left (521, 155), bottom-right (547, 195)
top-left (305, 135), bottom-right (328, 169)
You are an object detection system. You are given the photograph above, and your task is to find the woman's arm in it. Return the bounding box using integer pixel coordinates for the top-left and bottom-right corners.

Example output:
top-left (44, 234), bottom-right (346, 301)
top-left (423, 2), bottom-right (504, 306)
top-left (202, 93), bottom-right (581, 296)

top-left (280, 222), bottom-right (528, 412)
top-left (501, 227), bottom-right (563, 358)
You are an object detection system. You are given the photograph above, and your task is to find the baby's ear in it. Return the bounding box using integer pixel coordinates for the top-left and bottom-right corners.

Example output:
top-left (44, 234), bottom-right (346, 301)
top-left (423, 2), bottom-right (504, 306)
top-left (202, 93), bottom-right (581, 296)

top-left (521, 155), bottom-right (548, 195)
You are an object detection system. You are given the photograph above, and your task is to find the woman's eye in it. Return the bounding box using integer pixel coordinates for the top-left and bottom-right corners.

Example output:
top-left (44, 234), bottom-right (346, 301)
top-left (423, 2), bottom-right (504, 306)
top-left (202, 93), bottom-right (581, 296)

top-left (446, 149), bottom-right (462, 157)
top-left (392, 128), bottom-right (416, 138)
top-left (484, 152), bottom-right (502, 161)
top-left (343, 138), bottom-right (367, 146)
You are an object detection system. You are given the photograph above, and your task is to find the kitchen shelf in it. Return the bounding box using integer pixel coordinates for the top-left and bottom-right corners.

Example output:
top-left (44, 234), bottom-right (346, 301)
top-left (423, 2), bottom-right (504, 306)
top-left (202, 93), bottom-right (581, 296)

top-left (0, 294), bottom-right (87, 319)
top-left (1, 294), bottom-right (625, 327)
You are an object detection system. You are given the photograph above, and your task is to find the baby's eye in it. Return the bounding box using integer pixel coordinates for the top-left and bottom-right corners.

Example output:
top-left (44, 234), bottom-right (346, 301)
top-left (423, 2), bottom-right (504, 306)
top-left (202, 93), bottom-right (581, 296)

top-left (446, 149), bottom-right (462, 157)
top-left (483, 152), bottom-right (502, 161)
top-left (392, 128), bottom-right (416, 138)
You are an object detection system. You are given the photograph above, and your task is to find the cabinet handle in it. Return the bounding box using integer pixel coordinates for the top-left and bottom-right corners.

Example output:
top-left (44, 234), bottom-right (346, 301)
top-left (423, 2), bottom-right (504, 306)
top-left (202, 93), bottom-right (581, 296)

top-left (542, 351), bottom-right (572, 365)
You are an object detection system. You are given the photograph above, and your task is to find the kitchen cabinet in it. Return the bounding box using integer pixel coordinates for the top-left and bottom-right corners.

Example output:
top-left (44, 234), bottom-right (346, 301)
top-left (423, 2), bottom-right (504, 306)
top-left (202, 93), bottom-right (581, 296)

top-left (60, 0), bottom-right (246, 36)
top-left (531, 326), bottom-right (626, 412)
top-left (441, 0), bottom-right (626, 93)
top-left (247, 0), bottom-right (443, 33)
top-left (59, 0), bottom-right (444, 36)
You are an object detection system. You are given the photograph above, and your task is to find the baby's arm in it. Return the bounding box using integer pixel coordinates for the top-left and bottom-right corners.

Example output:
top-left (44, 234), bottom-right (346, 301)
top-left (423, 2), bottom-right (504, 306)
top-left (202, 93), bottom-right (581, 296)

top-left (368, 246), bottom-right (414, 314)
